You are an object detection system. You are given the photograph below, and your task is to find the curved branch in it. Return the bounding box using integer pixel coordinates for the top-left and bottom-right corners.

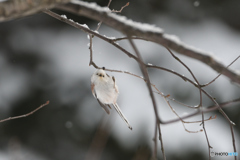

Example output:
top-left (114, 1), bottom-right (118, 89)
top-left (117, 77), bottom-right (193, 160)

top-left (1, 0), bottom-right (239, 84)
top-left (0, 101), bottom-right (49, 123)
top-left (0, 0), bottom-right (71, 22)
top-left (56, 0), bottom-right (240, 85)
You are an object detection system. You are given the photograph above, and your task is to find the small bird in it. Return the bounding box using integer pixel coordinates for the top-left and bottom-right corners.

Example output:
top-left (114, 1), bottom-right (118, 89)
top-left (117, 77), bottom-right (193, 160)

top-left (91, 68), bottom-right (132, 130)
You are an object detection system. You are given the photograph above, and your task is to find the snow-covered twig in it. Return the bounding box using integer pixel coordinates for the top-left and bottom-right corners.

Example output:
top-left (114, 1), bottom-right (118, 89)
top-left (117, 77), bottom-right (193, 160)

top-left (56, 0), bottom-right (240, 85)
top-left (2, 0), bottom-right (239, 84)
top-left (94, 0), bottom-right (112, 34)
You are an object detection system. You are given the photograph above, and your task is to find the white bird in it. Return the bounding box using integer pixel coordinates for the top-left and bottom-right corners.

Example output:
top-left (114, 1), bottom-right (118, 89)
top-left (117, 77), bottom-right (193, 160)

top-left (91, 69), bottom-right (132, 130)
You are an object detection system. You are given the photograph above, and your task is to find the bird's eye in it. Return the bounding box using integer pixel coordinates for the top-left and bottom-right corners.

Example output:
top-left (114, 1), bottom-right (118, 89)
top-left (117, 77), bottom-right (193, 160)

top-left (103, 75), bottom-right (105, 77)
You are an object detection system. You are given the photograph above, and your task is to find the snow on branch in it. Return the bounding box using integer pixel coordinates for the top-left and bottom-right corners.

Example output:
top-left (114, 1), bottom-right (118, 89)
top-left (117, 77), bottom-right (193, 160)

top-left (0, 0), bottom-right (71, 22)
top-left (56, 0), bottom-right (240, 85)
top-left (1, 0), bottom-right (239, 84)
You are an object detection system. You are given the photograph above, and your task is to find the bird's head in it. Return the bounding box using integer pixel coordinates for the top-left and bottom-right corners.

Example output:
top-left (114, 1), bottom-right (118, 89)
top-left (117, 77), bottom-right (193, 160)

top-left (95, 69), bottom-right (107, 80)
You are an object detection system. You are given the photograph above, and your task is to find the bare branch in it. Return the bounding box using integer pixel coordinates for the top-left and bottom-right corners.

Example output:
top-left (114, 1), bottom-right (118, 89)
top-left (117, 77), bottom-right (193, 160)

top-left (111, 2), bottom-right (129, 13)
top-left (43, 9), bottom-right (139, 64)
top-left (95, 1), bottom-right (129, 35)
top-left (88, 33), bottom-right (99, 68)
top-left (161, 97), bottom-right (240, 124)
top-left (166, 98), bottom-right (203, 133)
top-left (152, 122), bottom-right (158, 160)
top-left (2, 1), bottom-right (239, 159)
top-left (94, 0), bottom-right (112, 34)
top-left (166, 47), bottom-right (203, 107)
top-left (128, 37), bottom-right (166, 160)
top-left (166, 48), bottom-right (212, 158)
top-left (43, 8), bottom-right (238, 157)
top-left (201, 112), bottom-right (212, 159)
top-left (104, 66), bottom-right (240, 123)
top-left (55, 1), bottom-right (240, 84)
top-left (157, 123), bottom-right (166, 160)
top-left (0, 0), bottom-right (71, 22)
top-left (0, 101), bottom-right (49, 123)
top-left (201, 55), bottom-right (240, 87)
top-left (2, 0), bottom-right (239, 83)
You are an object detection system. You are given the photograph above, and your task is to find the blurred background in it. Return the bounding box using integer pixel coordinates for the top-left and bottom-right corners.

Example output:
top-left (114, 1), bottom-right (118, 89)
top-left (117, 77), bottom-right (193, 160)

top-left (0, 0), bottom-right (240, 159)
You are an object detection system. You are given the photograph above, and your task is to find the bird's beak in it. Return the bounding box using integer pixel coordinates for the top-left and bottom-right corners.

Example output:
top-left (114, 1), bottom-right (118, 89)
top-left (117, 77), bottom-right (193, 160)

top-left (98, 73), bottom-right (104, 80)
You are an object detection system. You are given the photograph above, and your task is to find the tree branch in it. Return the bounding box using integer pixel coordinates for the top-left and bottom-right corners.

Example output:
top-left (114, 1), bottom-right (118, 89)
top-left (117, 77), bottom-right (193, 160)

top-left (1, 0), bottom-right (239, 84)
top-left (128, 37), bottom-right (166, 160)
top-left (55, 0), bottom-right (240, 85)
top-left (0, 101), bottom-right (49, 123)
top-left (43, 9), bottom-right (240, 125)
top-left (2, 0), bottom-right (239, 83)
top-left (0, 0), bottom-right (71, 22)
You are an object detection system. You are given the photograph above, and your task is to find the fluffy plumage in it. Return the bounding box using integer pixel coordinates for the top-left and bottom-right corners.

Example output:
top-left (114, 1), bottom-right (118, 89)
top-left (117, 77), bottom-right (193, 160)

top-left (91, 69), bottom-right (132, 130)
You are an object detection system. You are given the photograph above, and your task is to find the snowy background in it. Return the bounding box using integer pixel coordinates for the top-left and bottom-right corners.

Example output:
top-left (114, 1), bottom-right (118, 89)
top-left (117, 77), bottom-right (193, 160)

top-left (0, 0), bottom-right (240, 160)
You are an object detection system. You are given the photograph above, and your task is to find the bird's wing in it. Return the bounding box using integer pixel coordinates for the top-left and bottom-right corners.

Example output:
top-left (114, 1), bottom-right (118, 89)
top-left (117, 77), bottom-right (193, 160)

top-left (112, 76), bottom-right (119, 93)
top-left (91, 83), bottom-right (96, 98)
top-left (113, 103), bottom-right (132, 130)
top-left (97, 99), bottom-right (110, 114)
top-left (107, 104), bottom-right (111, 109)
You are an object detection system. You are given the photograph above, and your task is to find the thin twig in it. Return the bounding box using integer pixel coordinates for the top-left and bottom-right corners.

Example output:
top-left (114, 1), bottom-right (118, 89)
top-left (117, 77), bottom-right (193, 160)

top-left (153, 91), bottom-right (199, 109)
top-left (127, 37), bottom-right (166, 160)
top-left (94, 0), bottom-right (112, 34)
top-left (148, 60), bottom-right (236, 157)
top-left (185, 115), bottom-right (217, 124)
top-left (201, 55), bottom-right (240, 87)
top-left (157, 123), bottom-right (166, 160)
top-left (88, 34), bottom-right (93, 65)
top-left (104, 67), bottom-right (239, 121)
top-left (147, 64), bottom-right (235, 121)
top-left (165, 99), bottom-right (216, 133)
top-left (111, 2), bottom-right (129, 13)
top-left (127, 37), bottom-right (162, 123)
top-left (43, 10), bottom-right (238, 103)
top-left (152, 87), bottom-right (204, 133)
top-left (43, 9), bottom-right (140, 63)
top-left (90, 62), bottom-right (240, 125)
top-left (0, 101), bottom-right (49, 123)
top-left (111, 35), bottom-right (240, 85)
top-left (230, 125), bottom-right (237, 160)
top-left (166, 48), bottom-right (212, 158)
top-left (166, 47), bottom-right (203, 108)
top-left (88, 33), bottom-right (98, 68)
top-left (44, 10), bottom-right (238, 157)
top-left (95, 1), bottom-right (129, 34)
top-left (2, 1), bottom-right (240, 84)
top-left (112, 36), bottom-right (147, 42)
top-left (159, 97), bottom-right (240, 124)
top-left (202, 111), bottom-right (212, 160)
top-left (152, 122), bottom-right (158, 160)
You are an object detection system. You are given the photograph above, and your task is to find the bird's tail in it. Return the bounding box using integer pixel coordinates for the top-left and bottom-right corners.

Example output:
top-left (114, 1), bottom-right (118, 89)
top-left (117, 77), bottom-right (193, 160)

top-left (113, 103), bottom-right (132, 130)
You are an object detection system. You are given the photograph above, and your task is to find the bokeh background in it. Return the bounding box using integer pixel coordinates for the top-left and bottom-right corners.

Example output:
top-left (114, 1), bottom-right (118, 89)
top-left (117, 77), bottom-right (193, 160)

top-left (0, 0), bottom-right (240, 160)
